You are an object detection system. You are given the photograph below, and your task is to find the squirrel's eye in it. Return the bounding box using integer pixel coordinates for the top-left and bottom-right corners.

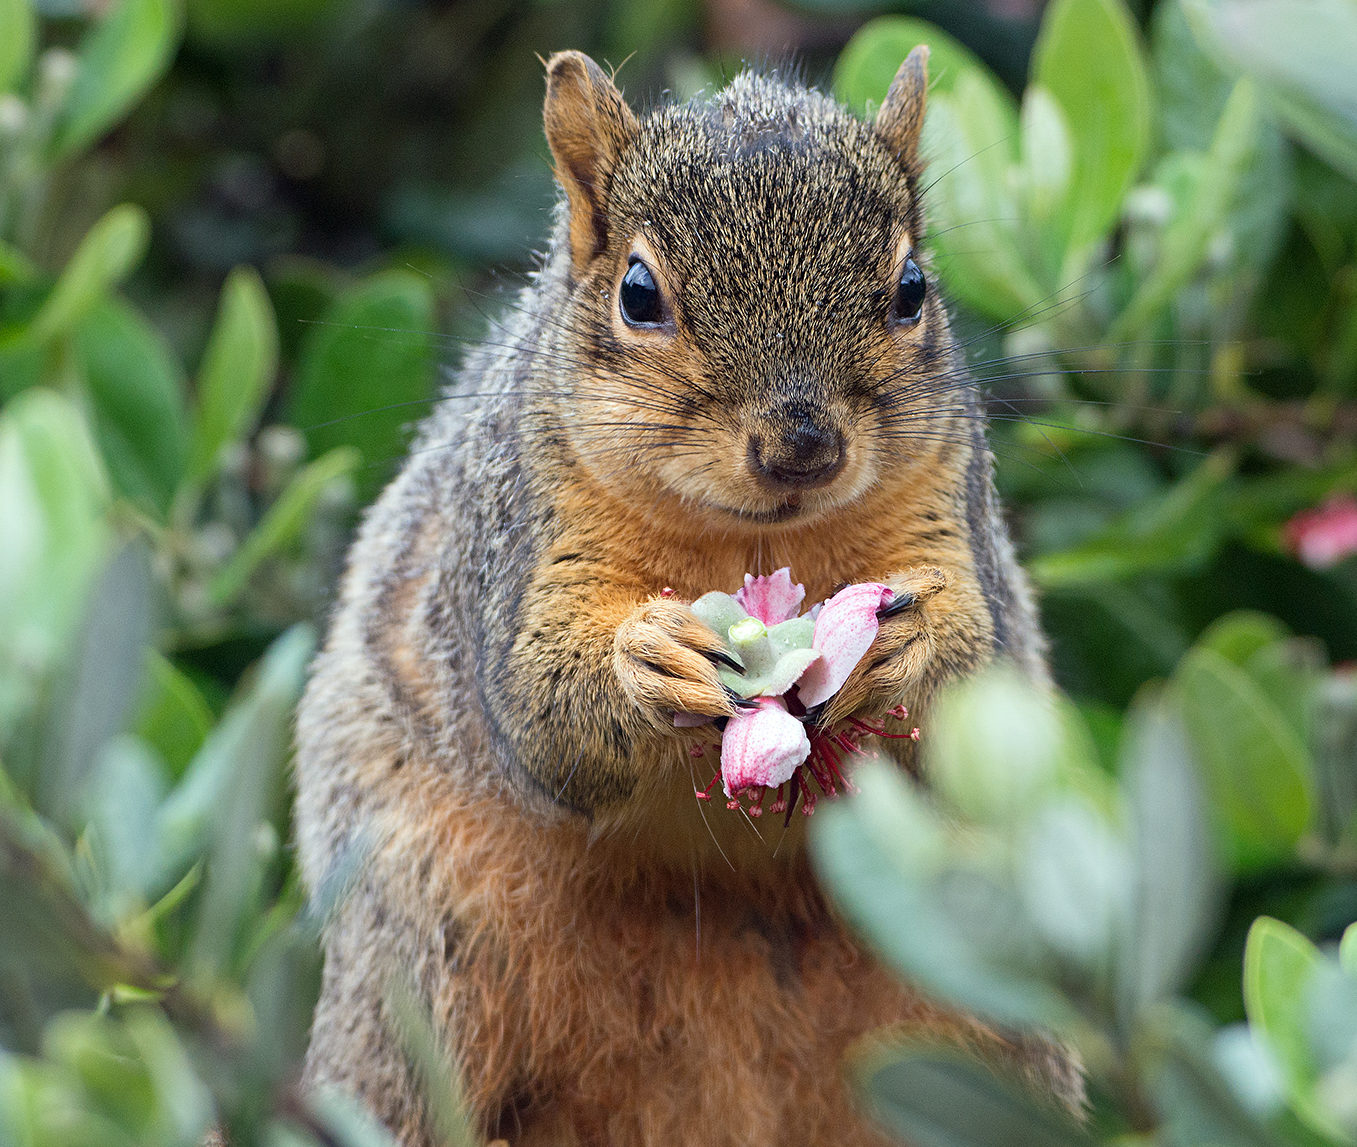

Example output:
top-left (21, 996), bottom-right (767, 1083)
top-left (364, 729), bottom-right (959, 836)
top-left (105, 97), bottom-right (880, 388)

top-left (893, 256), bottom-right (927, 324)
top-left (620, 258), bottom-right (664, 327)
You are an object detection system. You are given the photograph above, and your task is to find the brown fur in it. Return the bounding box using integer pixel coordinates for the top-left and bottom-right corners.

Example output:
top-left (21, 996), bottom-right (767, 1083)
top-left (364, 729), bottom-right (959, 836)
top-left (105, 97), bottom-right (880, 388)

top-left (296, 50), bottom-right (1064, 1146)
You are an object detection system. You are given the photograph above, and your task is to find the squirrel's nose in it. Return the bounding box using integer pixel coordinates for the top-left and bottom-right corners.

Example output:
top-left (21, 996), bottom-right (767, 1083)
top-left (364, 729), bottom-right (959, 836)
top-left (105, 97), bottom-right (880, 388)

top-left (747, 410), bottom-right (846, 490)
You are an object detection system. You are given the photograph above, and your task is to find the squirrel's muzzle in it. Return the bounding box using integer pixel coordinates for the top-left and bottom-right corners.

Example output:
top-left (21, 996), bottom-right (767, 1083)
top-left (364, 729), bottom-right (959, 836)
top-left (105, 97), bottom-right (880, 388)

top-left (747, 404), bottom-right (846, 491)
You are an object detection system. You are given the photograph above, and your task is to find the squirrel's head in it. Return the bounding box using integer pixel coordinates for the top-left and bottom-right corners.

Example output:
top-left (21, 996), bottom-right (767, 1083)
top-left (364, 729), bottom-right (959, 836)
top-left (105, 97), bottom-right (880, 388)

top-left (541, 49), bottom-right (946, 530)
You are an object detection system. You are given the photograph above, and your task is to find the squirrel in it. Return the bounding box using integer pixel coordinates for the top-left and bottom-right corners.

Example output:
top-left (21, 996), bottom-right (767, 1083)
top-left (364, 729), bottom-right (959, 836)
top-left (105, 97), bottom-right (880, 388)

top-left (294, 48), bottom-right (1081, 1146)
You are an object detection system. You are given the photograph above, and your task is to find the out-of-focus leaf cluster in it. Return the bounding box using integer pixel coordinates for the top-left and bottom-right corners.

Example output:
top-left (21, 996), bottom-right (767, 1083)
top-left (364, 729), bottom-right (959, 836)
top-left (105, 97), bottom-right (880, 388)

top-left (0, 0), bottom-right (1354, 1143)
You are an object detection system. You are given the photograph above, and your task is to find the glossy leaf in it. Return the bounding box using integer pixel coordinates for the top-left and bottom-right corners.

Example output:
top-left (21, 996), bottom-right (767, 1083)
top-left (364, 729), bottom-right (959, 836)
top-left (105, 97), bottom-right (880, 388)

top-left (50, 0), bottom-right (180, 160)
top-left (0, 0), bottom-right (35, 94)
top-left (73, 298), bottom-right (189, 517)
top-left (25, 206), bottom-right (150, 345)
top-left (833, 17), bottom-right (1002, 114)
top-left (1174, 648), bottom-right (1313, 870)
top-left (183, 265), bottom-right (279, 495)
top-left (1033, 0), bottom-right (1153, 255)
top-left (285, 271), bottom-right (434, 502)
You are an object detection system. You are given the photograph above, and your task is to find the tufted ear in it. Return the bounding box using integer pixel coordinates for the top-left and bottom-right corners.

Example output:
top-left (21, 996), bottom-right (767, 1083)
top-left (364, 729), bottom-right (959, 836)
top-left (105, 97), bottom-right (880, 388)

top-left (874, 45), bottom-right (929, 171)
top-left (543, 51), bottom-right (638, 270)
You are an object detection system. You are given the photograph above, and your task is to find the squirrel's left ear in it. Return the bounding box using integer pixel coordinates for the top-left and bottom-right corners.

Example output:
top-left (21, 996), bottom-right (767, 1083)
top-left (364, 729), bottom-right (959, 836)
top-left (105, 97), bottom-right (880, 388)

top-left (543, 52), bottom-right (639, 269)
top-left (874, 45), bottom-right (929, 170)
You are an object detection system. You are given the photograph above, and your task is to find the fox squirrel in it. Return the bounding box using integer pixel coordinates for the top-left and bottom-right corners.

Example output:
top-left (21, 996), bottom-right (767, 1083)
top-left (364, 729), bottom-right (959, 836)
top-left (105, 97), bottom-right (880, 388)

top-left (294, 48), bottom-right (1078, 1146)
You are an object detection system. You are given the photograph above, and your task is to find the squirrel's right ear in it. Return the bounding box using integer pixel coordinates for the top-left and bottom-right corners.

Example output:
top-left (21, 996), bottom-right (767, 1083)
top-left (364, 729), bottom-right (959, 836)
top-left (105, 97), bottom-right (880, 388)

top-left (875, 46), bottom-right (929, 171)
top-left (543, 52), bottom-right (638, 269)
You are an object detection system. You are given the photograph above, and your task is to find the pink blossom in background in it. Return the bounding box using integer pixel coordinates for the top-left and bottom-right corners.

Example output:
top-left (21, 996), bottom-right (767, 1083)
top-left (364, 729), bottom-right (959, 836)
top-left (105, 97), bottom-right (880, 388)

top-left (1284, 496), bottom-right (1357, 569)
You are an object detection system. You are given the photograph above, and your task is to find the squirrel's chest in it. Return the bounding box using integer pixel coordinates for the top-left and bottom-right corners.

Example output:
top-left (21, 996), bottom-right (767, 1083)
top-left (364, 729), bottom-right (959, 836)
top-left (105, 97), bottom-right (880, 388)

top-left (425, 798), bottom-right (945, 1145)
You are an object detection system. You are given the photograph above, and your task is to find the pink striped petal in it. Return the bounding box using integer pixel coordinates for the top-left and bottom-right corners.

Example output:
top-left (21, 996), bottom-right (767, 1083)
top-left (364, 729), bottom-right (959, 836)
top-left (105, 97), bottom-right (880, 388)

top-left (795, 582), bottom-right (892, 707)
top-left (734, 568), bottom-right (806, 626)
top-left (720, 697), bottom-right (810, 798)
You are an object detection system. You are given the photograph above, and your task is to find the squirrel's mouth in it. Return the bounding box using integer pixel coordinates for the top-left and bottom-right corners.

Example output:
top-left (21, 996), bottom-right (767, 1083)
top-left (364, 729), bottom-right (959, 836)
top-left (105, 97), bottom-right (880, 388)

top-left (712, 496), bottom-right (804, 524)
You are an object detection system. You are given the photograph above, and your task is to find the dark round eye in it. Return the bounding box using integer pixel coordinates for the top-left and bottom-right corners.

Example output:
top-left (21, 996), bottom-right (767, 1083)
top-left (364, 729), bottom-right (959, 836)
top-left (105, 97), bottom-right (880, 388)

top-left (893, 256), bottom-right (927, 324)
top-left (620, 258), bottom-right (664, 326)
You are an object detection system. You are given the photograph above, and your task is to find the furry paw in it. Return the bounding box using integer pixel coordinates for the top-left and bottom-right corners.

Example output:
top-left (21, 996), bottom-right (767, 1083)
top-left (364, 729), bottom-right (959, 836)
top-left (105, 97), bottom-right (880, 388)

top-left (817, 567), bottom-right (947, 726)
top-left (614, 597), bottom-right (743, 728)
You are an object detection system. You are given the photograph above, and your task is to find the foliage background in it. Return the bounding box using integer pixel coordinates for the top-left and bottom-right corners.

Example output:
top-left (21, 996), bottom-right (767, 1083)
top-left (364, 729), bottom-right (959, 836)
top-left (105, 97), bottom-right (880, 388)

top-left (0, 0), bottom-right (1355, 1143)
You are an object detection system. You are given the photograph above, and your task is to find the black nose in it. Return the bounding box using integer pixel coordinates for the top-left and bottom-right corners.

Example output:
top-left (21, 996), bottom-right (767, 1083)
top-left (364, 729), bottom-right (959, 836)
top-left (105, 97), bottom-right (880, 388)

top-left (748, 409), bottom-right (846, 490)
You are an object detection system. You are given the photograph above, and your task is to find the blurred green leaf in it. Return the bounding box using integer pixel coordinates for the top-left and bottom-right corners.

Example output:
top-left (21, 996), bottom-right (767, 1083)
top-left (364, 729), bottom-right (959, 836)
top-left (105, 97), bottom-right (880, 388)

top-left (51, 0), bottom-right (180, 160)
top-left (285, 270), bottom-right (434, 503)
top-left (0, 0), bottom-right (36, 95)
top-left (182, 266), bottom-right (278, 497)
top-left (855, 1042), bottom-right (1094, 1147)
top-left (206, 445), bottom-right (357, 606)
top-left (1244, 916), bottom-right (1345, 1140)
top-left (73, 298), bottom-right (189, 517)
top-left (1033, 0), bottom-right (1152, 257)
top-left (1116, 694), bottom-right (1218, 1028)
top-left (0, 389), bottom-right (109, 748)
top-left (812, 760), bottom-right (1071, 1028)
top-left (186, 0), bottom-right (343, 46)
top-left (1174, 648), bottom-right (1313, 870)
top-left (1196, 611), bottom-right (1293, 668)
top-left (833, 17), bottom-right (996, 114)
top-left (1111, 80), bottom-right (1262, 341)
top-left (33, 542), bottom-right (154, 834)
top-left (186, 624), bottom-right (314, 980)
top-left (1341, 925), bottom-right (1357, 977)
top-left (82, 735), bottom-right (168, 918)
top-left (25, 206), bottom-right (149, 346)
top-left (1185, 0), bottom-right (1357, 182)
top-left (134, 653), bottom-right (213, 780)
top-left (1143, 1006), bottom-right (1291, 1147)
top-left (1018, 86), bottom-right (1074, 242)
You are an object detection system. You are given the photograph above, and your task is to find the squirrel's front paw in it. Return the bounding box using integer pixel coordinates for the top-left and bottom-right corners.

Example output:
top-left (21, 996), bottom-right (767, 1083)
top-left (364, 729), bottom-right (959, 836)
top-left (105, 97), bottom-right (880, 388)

top-left (818, 567), bottom-right (947, 726)
top-left (614, 598), bottom-right (742, 728)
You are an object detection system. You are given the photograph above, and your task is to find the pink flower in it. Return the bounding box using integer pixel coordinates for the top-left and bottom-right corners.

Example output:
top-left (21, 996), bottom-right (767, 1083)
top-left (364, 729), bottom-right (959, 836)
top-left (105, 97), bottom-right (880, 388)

top-left (719, 697), bottom-right (810, 798)
top-left (795, 582), bottom-right (894, 707)
top-left (734, 568), bottom-right (805, 625)
top-left (1285, 496), bottom-right (1357, 570)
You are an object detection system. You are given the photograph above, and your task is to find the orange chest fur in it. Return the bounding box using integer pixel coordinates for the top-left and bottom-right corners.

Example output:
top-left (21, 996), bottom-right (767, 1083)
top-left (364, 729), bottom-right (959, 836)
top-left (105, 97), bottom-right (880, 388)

top-left (403, 789), bottom-right (967, 1146)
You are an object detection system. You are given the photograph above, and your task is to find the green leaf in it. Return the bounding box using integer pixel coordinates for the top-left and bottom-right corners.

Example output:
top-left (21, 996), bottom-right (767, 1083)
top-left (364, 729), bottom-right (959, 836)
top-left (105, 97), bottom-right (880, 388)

top-left (50, 0), bottom-right (180, 160)
top-left (1143, 1006), bottom-right (1291, 1147)
top-left (1173, 648), bottom-right (1313, 870)
top-left (0, 0), bottom-right (35, 94)
top-left (183, 266), bottom-right (279, 496)
top-left (82, 736), bottom-right (169, 918)
top-left (1111, 79), bottom-right (1262, 341)
top-left (1033, 0), bottom-right (1153, 256)
top-left (1244, 917), bottom-right (1343, 1139)
top-left (206, 445), bottom-right (358, 607)
top-left (832, 17), bottom-right (999, 114)
top-left (33, 543), bottom-right (155, 834)
top-left (855, 1043), bottom-right (1094, 1147)
top-left (1018, 86), bottom-right (1074, 236)
top-left (1185, 0), bottom-right (1357, 182)
top-left (185, 625), bottom-right (315, 978)
top-left (1116, 694), bottom-right (1219, 1028)
top-left (0, 389), bottom-right (109, 750)
top-left (73, 297), bottom-right (189, 517)
top-left (811, 761), bottom-right (1071, 1028)
top-left (133, 652), bottom-right (214, 780)
top-left (285, 270), bottom-right (434, 503)
top-left (1196, 611), bottom-right (1293, 668)
top-left (25, 206), bottom-right (150, 346)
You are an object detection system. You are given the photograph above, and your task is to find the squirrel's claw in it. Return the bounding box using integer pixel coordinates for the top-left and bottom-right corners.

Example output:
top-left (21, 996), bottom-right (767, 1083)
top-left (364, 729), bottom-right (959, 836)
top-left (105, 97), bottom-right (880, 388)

top-left (707, 648), bottom-right (746, 674)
